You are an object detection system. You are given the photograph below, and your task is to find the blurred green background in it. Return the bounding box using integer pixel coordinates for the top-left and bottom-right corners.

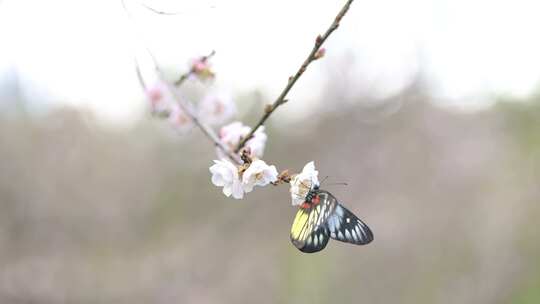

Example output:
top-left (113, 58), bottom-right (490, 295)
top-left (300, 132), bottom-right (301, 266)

top-left (1, 82), bottom-right (540, 303)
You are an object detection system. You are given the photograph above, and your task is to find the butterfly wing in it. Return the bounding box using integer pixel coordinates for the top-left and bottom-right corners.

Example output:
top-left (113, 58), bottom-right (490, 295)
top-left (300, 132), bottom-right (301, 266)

top-left (290, 192), bottom-right (336, 253)
top-left (321, 190), bottom-right (374, 245)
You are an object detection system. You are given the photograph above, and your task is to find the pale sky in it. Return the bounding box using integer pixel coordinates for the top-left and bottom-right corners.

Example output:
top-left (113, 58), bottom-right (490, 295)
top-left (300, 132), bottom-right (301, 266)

top-left (0, 0), bottom-right (539, 123)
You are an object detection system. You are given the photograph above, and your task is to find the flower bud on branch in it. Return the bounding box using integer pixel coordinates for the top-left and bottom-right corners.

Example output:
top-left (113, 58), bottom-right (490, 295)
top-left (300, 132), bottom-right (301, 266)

top-left (313, 48), bottom-right (326, 60)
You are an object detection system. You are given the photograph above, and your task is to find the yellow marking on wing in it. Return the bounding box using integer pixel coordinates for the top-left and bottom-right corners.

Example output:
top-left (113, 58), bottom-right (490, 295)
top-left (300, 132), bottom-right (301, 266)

top-left (303, 207), bottom-right (316, 240)
top-left (291, 209), bottom-right (309, 240)
top-left (291, 204), bottom-right (326, 245)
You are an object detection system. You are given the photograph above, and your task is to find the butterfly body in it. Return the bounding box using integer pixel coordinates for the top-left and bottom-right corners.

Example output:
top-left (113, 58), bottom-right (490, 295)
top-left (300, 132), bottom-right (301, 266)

top-left (290, 185), bottom-right (373, 253)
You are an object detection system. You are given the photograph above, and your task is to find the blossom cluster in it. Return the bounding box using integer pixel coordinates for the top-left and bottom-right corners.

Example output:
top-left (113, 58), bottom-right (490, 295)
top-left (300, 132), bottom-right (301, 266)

top-left (209, 159), bottom-right (278, 199)
top-left (144, 54), bottom-right (320, 205)
top-left (217, 122), bottom-right (267, 159)
top-left (209, 158), bottom-right (319, 205)
top-left (145, 80), bottom-right (236, 134)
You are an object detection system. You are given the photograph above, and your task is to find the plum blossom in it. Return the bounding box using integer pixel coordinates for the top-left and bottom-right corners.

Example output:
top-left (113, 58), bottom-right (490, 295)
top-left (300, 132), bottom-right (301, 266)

top-left (289, 161), bottom-right (319, 206)
top-left (209, 159), bottom-right (244, 199)
top-left (168, 104), bottom-right (193, 133)
top-left (210, 159), bottom-right (279, 199)
top-left (198, 92), bottom-right (236, 126)
top-left (217, 121), bottom-right (267, 159)
top-left (190, 56), bottom-right (215, 81)
top-left (244, 128), bottom-right (267, 158)
top-left (242, 160), bottom-right (278, 193)
top-left (145, 80), bottom-right (174, 114)
top-left (219, 121), bottom-right (250, 145)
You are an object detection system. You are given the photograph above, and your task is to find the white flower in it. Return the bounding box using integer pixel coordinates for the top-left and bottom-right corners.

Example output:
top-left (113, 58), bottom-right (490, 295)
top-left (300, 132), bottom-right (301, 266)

top-left (242, 160), bottom-right (278, 193)
top-left (289, 161), bottom-right (319, 206)
top-left (217, 121), bottom-right (267, 159)
top-left (145, 80), bottom-right (194, 135)
top-left (209, 159), bottom-right (279, 199)
top-left (246, 127), bottom-right (267, 158)
top-left (198, 92), bottom-right (237, 126)
top-left (145, 80), bottom-right (175, 114)
top-left (219, 121), bottom-right (250, 145)
top-left (209, 159), bottom-right (244, 199)
top-left (168, 104), bottom-right (194, 133)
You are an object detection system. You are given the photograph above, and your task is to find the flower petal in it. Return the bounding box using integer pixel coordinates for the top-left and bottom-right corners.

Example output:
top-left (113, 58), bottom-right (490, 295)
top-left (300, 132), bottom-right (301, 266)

top-left (241, 159), bottom-right (278, 192)
top-left (218, 121), bottom-right (267, 159)
top-left (289, 161), bottom-right (319, 205)
top-left (231, 179), bottom-right (244, 199)
top-left (243, 181), bottom-right (255, 193)
top-left (211, 174), bottom-right (226, 187)
top-left (222, 184), bottom-right (233, 197)
top-left (209, 159), bottom-right (244, 199)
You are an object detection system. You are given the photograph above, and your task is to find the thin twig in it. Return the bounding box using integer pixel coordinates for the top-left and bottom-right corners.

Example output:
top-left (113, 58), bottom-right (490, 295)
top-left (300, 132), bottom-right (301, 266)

top-left (138, 2), bottom-right (216, 16)
top-left (235, 0), bottom-right (355, 152)
top-left (138, 2), bottom-right (183, 15)
top-left (134, 59), bottom-right (147, 91)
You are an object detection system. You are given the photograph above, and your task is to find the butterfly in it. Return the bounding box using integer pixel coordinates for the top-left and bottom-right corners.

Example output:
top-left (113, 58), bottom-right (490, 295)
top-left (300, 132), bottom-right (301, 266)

top-left (290, 183), bottom-right (374, 253)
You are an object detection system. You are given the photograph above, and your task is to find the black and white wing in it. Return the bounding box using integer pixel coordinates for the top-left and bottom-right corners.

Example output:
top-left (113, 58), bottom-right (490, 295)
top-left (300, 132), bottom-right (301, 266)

top-left (290, 191), bottom-right (336, 253)
top-left (320, 191), bottom-right (374, 245)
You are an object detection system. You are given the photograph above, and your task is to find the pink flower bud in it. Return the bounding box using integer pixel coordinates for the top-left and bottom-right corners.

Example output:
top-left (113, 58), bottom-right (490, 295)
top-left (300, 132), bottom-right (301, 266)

top-left (190, 57), bottom-right (215, 81)
top-left (313, 48), bottom-right (326, 60)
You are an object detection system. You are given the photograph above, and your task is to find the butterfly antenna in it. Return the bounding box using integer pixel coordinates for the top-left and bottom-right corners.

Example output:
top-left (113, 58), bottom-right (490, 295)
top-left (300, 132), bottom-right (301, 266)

top-left (320, 176), bottom-right (329, 185)
top-left (326, 182), bottom-right (348, 186)
top-left (320, 176), bottom-right (349, 187)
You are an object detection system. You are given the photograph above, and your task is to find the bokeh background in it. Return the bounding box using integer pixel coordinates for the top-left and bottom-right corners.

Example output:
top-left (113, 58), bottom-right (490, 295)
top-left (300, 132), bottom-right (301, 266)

top-left (1, 0), bottom-right (540, 303)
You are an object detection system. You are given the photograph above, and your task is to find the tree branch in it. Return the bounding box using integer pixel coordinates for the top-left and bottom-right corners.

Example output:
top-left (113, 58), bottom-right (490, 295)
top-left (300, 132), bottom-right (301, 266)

top-left (235, 0), bottom-right (355, 153)
top-left (130, 0), bottom-right (355, 165)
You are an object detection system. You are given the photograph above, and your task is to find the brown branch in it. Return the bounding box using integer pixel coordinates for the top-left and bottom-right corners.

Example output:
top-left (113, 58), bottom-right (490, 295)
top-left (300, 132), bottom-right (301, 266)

top-left (129, 0), bottom-right (355, 165)
top-left (235, 0), bottom-right (355, 153)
